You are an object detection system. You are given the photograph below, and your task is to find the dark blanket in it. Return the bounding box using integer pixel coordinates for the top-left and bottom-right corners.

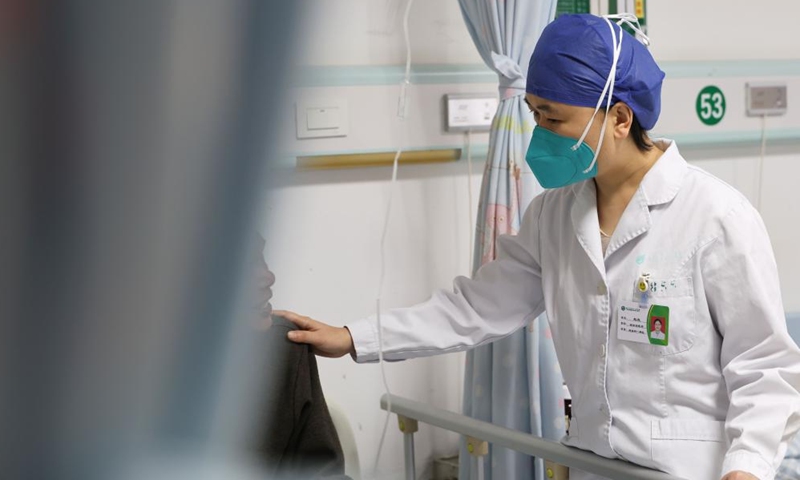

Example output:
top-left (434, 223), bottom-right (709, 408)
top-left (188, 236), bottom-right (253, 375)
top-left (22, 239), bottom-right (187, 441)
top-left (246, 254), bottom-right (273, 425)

top-left (259, 316), bottom-right (348, 480)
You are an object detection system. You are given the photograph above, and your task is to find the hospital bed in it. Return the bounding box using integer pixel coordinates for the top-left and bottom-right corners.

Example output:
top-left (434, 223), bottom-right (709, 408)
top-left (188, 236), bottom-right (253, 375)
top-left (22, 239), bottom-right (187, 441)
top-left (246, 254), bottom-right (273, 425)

top-left (379, 313), bottom-right (800, 480)
top-left (381, 394), bottom-right (679, 480)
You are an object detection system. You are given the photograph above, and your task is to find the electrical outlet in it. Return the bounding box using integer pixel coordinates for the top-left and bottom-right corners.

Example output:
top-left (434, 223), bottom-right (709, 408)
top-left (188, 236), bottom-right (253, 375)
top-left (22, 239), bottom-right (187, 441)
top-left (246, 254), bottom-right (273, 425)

top-left (445, 94), bottom-right (499, 131)
top-left (746, 83), bottom-right (787, 116)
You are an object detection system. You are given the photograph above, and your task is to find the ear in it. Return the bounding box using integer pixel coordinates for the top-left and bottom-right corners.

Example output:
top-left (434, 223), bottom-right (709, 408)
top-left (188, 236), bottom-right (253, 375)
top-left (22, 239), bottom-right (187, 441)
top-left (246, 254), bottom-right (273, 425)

top-left (610, 102), bottom-right (634, 140)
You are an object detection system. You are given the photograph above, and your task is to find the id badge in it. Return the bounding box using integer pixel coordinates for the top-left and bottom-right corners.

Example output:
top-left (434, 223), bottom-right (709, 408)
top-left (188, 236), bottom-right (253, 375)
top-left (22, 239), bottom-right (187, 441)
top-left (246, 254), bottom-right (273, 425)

top-left (618, 301), bottom-right (669, 346)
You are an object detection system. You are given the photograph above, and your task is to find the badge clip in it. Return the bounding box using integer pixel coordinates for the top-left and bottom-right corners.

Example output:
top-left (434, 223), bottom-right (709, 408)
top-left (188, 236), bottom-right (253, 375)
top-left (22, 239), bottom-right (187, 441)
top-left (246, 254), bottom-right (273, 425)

top-left (637, 273), bottom-right (651, 306)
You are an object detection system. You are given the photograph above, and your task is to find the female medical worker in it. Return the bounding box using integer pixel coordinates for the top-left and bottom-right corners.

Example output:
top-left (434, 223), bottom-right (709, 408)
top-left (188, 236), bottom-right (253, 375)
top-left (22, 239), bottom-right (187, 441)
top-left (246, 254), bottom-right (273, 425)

top-left (276, 14), bottom-right (800, 480)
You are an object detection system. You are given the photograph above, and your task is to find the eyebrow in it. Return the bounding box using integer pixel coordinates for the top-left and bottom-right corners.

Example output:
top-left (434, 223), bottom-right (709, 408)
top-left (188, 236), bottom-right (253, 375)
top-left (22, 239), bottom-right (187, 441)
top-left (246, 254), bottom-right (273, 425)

top-left (524, 98), bottom-right (555, 113)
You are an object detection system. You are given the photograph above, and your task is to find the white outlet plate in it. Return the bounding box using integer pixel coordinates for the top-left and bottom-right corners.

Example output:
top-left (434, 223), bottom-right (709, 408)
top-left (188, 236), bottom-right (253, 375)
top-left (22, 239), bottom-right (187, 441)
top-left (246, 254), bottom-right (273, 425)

top-left (746, 82), bottom-right (787, 117)
top-left (446, 94), bottom-right (498, 132)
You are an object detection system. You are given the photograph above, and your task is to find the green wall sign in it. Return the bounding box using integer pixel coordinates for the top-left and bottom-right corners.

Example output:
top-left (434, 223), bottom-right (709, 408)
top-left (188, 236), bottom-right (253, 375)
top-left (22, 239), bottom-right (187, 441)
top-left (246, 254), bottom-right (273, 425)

top-left (556, 0), bottom-right (591, 17)
top-left (696, 85), bottom-right (726, 126)
top-left (609, 0), bottom-right (647, 33)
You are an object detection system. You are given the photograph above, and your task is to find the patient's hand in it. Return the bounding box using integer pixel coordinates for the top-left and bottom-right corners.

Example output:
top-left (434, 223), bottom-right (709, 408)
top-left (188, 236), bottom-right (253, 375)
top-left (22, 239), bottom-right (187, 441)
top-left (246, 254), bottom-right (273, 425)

top-left (275, 310), bottom-right (355, 359)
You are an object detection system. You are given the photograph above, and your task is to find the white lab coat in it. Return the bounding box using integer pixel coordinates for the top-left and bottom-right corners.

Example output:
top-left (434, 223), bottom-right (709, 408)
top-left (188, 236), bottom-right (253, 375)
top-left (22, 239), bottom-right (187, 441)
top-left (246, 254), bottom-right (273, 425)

top-left (651, 330), bottom-right (665, 340)
top-left (346, 141), bottom-right (800, 480)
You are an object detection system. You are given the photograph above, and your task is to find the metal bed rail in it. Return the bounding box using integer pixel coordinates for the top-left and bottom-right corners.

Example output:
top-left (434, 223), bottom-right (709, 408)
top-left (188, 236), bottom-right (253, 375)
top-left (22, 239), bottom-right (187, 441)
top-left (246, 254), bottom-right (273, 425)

top-left (380, 394), bottom-right (684, 480)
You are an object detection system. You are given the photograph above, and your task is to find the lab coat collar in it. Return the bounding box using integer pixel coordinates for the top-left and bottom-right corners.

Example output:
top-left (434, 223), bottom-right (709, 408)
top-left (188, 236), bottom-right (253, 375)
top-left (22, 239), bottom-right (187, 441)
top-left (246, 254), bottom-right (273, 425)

top-left (639, 139), bottom-right (687, 207)
top-left (570, 180), bottom-right (606, 278)
top-left (603, 181), bottom-right (651, 259)
top-left (569, 140), bottom-right (687, 267)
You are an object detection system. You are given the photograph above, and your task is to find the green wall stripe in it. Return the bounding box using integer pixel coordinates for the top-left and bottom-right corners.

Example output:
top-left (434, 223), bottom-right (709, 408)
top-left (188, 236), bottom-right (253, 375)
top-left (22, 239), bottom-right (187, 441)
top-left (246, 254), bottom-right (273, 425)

top-left (294, 61), bottom-right (800, 88)
top-left (293, 64), bottom-right (497, 88)
top-left (667, 128), bottom-right (800, 147)
top-left (279, 129), bottom-right (800, 167)
top-left (662, 60), bottom-right (800, 79)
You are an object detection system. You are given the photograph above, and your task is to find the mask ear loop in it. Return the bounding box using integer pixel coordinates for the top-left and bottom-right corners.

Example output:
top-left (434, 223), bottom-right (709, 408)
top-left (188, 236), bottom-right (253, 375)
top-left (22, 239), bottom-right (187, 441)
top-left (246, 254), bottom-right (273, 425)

top-left (605, 12), bottom-right (651, 46)
top-left (573, 19), bottom-right (624, 174)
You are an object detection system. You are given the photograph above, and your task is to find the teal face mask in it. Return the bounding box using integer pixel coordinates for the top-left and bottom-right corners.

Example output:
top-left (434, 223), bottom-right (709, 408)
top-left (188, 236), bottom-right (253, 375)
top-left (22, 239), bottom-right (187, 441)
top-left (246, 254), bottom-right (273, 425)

top-left (525, 126), bottom-right (599, 189)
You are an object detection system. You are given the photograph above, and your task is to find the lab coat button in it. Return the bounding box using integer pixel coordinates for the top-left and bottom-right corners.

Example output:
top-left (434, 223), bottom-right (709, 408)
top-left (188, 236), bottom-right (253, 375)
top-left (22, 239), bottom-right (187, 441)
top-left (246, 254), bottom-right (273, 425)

top-left (600, 344), bottom-right (606, 358)
top-left (597, 282), bottom-right (607, 295)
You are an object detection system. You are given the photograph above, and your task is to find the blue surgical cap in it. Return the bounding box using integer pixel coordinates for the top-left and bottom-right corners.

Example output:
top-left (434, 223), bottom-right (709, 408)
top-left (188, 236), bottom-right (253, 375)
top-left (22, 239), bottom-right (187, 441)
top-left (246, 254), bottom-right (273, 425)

top-left (526, 14), bottom-right (665, 130)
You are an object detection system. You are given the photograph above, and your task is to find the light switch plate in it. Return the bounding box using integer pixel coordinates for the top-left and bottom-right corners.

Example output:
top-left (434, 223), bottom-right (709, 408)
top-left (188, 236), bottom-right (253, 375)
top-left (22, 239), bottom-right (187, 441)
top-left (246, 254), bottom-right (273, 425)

top-left (296, 98), bottom-right (348, 139)
top-left (746, 82), bottom-right (787, 116)
top-left (307, 107), bottom-right (340, 130)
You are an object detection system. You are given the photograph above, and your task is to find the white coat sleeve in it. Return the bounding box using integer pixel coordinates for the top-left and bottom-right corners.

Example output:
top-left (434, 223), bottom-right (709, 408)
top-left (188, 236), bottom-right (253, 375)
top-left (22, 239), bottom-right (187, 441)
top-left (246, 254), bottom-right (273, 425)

top-left (345, 194), bottom-right (547, 363)
top-left (702, 199), bottom-right (800, 480)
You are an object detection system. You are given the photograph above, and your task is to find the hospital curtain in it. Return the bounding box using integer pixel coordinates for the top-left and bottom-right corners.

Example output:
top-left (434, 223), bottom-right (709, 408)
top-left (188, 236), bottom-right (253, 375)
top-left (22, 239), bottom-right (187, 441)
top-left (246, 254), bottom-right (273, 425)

top-left (456, 1), bottom-right (564, 479)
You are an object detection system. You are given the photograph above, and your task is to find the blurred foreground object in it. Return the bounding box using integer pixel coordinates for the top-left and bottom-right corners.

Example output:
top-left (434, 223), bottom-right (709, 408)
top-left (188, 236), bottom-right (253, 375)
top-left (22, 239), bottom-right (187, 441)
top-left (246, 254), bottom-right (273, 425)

top-left (0, 1), bottom-right (303, 478)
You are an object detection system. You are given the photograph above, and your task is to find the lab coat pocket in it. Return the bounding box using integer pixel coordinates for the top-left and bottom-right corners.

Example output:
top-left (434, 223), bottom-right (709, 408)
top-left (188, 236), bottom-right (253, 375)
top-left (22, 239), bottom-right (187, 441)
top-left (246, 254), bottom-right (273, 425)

top-left (651, 419), bottom-right (726, 480)
top-left (631, 277), bottom-right (696, 356)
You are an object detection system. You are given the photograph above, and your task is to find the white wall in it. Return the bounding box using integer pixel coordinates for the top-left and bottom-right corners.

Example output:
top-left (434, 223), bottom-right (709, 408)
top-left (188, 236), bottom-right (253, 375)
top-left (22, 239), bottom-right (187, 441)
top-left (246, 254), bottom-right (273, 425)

top-left (265, 1), bottom-right (800, 478)
top-left (648, 0), bottom-right (800, 61)
top-left (295, 0), bottom-right (482, 66)
top-left (295, 0), bottom-right (800, 65)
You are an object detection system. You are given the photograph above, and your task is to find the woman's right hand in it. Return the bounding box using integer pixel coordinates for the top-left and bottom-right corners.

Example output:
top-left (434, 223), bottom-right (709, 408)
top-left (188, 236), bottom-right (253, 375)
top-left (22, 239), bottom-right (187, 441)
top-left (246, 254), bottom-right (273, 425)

top-left (273, 310), bottom-right (355, 359)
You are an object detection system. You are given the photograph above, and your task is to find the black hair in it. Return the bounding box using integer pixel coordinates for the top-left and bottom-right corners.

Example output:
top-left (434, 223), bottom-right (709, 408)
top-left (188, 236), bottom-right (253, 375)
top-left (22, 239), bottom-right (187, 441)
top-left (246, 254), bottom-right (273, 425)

top-left (600, 103), bottom-right (653, 153)
top-left (630, 116), bottom-right (653, 153)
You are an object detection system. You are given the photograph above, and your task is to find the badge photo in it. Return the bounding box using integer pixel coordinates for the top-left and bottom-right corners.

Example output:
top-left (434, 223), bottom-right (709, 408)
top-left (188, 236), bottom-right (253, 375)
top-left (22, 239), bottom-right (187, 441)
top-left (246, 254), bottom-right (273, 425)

top-left (648, 304), bottom-right (669, 346)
